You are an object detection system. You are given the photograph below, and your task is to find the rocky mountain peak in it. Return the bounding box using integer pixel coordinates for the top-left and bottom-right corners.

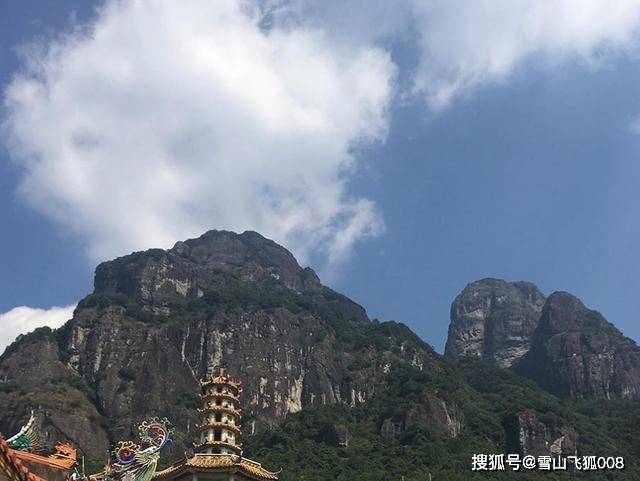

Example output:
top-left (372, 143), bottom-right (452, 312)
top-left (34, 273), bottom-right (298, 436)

top-left (444, 278), bottom-right (545, 367)
top-left (533, 291), bottom-right (595, 332)
top-left (170, 230), bottom-right (316, 289)
top-left (515, 291), bottom-right (640, 399)
top-left (93, 230), bottom-right (322, 314)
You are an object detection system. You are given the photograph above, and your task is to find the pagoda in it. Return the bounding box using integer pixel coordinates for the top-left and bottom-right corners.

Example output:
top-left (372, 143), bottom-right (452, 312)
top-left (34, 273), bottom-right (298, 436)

top-left (193, 368), bottom-right (243, 455)
top-left (153, 368), bottom-right (279, 481)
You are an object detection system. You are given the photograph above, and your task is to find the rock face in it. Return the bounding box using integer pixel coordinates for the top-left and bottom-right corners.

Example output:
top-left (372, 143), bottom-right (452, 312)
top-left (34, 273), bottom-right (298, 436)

top-left (0, 332), bottom-right (109, 458)
top-left (0, 230), bottom-right (437, 461)
top-left (404, 394), bottom-right (461, 439)
top-left (379, 393), bottom-right (461, 441)
top-left (515, 292), bottom-right (640, 399)
top-left (506, 409), bottom-right (577, 457)
top-left (93, 230), bottom-right (326, 313)
top-left (445, 279), bottom-right (545, 367)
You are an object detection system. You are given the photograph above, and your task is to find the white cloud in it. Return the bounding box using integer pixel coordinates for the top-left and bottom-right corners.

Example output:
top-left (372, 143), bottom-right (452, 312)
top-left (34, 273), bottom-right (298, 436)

top-left (270, 0), bottom-right (640, 108)
top-left (5, 0), bottom-right (640, 276)
top-left (409, 0), bottom-right (640, 108)
top-left (3, 0), bottom-right (394, 271)
top-left (0, 305), bottom-right (76, 356)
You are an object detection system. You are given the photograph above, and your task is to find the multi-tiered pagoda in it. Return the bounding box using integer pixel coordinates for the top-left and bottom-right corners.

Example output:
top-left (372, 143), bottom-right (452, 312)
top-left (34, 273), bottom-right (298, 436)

top-left (153, 368), bottom-right (279, 481)
top-left (193, 368), bottom-right (243, 455)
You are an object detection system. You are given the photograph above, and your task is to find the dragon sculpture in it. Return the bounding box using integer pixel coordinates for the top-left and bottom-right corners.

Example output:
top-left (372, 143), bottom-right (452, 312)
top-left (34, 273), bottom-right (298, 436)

top-left (6, 411), bottom-right (44, 453)
top-left (103, 418), bottom-right (174, 481)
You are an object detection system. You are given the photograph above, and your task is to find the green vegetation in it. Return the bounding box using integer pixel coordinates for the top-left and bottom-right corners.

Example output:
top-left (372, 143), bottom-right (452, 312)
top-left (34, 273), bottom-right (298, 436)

top-left (2, 326), bottom-right (59, 358)
top-left (245, 360), bottom-right (640, 481)
top-left (74, 276), bottom-right (426, 356)
top-left (77, 292), bottom-right (161, 323)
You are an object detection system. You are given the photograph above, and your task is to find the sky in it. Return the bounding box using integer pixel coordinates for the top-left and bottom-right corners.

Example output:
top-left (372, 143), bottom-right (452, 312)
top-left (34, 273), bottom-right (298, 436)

top-left (1, 0), bottom-right (640, 354)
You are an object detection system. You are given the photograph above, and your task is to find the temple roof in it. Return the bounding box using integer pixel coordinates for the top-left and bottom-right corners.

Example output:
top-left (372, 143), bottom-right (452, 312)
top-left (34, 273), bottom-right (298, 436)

top-left (153, 454), bottom-right (279, 481)
top-left (11, 450), bottom-right (76, 472)
top-left (1, 435), bottom-right (43, 481)
top-left (0, 438), bottom-right (77, 481)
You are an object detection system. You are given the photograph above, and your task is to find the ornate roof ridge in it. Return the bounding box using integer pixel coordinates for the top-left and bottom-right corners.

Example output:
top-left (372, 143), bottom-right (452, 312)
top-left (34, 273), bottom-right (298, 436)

top-left (192, 440), bottom-right (242, 451)
top-left (196, 406), bottom-right (241, 415)
top-left (194, 421), bottom-right (242, 435)
top-left (198, 368), bottom-right (242, 389)
top-left (152, 453), bottom-right (280, 481)
top-left (11, 450), bottom-right (76, 471)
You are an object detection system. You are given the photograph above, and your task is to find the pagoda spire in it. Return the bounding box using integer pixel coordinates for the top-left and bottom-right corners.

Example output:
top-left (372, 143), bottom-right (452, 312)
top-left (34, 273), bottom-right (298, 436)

top-left (194, 367), bottom-right (243, 455)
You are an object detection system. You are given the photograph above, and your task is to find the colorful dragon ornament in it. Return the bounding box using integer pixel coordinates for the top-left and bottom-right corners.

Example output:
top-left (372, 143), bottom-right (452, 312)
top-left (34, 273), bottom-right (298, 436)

top-left (6, 411), bottom-right (44, 452)
top-left (104, 418), bottom-right (174, 481)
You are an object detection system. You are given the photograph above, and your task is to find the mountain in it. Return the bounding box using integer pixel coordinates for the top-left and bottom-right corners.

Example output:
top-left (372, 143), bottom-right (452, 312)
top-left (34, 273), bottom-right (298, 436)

top-left (515, 291), bottom-right (640, 399)
top-left (445, 278), bottom-right (545, 367)
top-left (444, 278), bottom-right (640, 401)
top-left (0, 230), bottom-right (437, 462)
top-left (2, 232), bottom-right (640, 479)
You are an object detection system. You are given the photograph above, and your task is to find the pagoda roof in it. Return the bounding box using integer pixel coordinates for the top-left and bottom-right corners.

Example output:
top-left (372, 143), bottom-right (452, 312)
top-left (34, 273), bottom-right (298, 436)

top-left (153, 454), bottom-right (279, 481)
top-left (194, 421), bottom-right (242, 436)
top-left (196, 405), bottom-right (241, 416)
top-left (198, 392), bottom-right (240, 402)
top-left (192, 440), bottom-right (242, 453)
top-left (198, 368), bottom-right (242, 390)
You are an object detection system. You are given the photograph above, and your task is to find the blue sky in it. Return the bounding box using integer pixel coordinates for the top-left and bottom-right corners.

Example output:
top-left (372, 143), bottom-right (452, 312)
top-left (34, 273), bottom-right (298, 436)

top-left (1, 0), bottom-right (640, 353)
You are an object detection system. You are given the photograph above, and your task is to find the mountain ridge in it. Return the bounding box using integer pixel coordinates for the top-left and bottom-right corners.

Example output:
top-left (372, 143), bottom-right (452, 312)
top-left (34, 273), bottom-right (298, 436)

top-left (1, 231), bottom-right (640, 479)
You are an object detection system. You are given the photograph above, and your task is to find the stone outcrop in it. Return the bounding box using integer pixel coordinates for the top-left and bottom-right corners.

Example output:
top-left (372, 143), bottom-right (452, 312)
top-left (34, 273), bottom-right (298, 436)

top-left (506, 409), bottom-right (577, 457)
top-left (445, 279), bottom-right (545, 367)
top-left (379, 393), bottom-right (461, 441)
top-left (0, 332), bottom-right (109, 459)
top-left (515, 292), bottom-right (640, 399)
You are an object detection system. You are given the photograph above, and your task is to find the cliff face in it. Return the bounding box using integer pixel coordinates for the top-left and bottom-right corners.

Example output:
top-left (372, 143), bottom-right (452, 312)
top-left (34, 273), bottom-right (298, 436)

top-left (0, 333), bottom-right (109, 457)
top-left (445, 279), bottom-right (545, 367)
top-left (0, 230), bottom-right (437, 460)
top-left (445, 280), bottom-right (640, 400)
top-left (507, 409), bottom-right (577, 457)
top-left (515, 292), bottom-right (640, 399)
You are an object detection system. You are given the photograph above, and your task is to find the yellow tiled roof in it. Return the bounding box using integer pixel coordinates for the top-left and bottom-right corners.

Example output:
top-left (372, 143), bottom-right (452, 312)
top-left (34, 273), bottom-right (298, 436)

top-left (153, 454), bottom-right (279, 481)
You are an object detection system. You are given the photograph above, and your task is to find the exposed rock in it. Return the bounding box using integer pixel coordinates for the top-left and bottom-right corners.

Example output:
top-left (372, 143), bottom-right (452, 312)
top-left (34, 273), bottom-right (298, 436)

top-left (445, 279), bottom-right (545, 367)
top-left (405, 394), bottom-right (461, 438)
top-left (508, 409), bottom-right (577, 457)
top-left (93, 230), bottom-right (324, 315)
top-left (335, 424), bottom-right (350, 447)
top-left (380, 393), bottom-right (461, 441)
top-left (379, 418), bottom-right (403, 442)
top-left (515, 292), bottom-right (640, 399)
top-left (0, 332), bottom-right (110, 458)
